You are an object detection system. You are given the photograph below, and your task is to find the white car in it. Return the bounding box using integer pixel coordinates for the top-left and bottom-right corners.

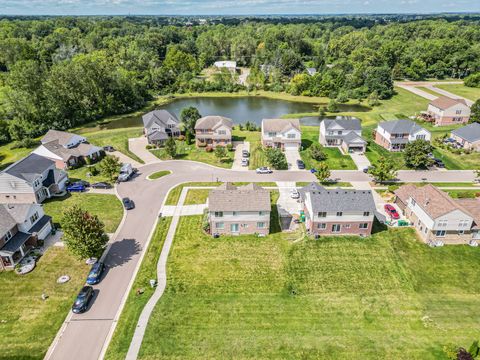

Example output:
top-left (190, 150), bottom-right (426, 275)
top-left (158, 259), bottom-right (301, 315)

top-left (290, 189), bottom-right (300, 199)
top-left (241, 158), bottom-right (249, 167)
top-left (256, 167), bottom-right (272, 174)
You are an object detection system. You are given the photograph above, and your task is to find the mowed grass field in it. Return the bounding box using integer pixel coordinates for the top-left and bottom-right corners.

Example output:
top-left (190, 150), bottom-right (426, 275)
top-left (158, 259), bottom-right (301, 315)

top-left (129, 216), bottom-right (480, 360)
top-left (435, 84), bottom-right (480, 101)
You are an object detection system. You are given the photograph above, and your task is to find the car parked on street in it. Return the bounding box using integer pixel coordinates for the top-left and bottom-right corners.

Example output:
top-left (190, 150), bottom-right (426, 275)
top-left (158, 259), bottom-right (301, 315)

top-left (122, 197), bottom-right (135, 210)
top-left (71, 286), bottom-right (94, 314)
top-left (91, 182), bottom-right (112, 189)
top-left (384, 204), bottom-right (400, 220)
top-left (296, 159), bottom-right (305, 169)
top-left (86, 262), bottom-right (105, 285)
top-left (67, 183), bottom-right (86, 192)
top-left (256, 167), bottom-right (272, 174)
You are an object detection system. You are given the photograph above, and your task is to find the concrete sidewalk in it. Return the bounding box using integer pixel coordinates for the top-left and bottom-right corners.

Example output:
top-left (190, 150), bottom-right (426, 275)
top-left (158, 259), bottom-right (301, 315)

top-left (161, 204), bottom-right (207, 216)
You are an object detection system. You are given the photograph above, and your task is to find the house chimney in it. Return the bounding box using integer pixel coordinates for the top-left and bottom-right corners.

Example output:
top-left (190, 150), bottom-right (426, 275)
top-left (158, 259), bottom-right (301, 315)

top-left (425, 198), bottom-right (430, 206)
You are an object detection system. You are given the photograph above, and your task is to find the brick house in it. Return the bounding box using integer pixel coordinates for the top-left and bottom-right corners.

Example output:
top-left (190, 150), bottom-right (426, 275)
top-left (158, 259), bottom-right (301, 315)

top-left (427, 97), bottom-right (471, 126)
top-left (261, 118), bottom-right (302, 150)
top-left (374, 119), bottom-right (431, 151)
top-left (208, 183), bottom-right (271, 236)
top-left (195, 116), bottom-right (233, 148)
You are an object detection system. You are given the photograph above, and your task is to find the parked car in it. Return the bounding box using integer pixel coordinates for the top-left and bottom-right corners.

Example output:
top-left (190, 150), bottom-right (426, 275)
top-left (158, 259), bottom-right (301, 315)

top-left (122, 197), bottom-right (135, 210)
top-left (71, 286), bottom-right (94, 314)
top-left (296, 159), bottom-right (305, 169)
top-left (241, 158), bottom-right (249, 167)
top-left (256, 167), bottom-right (272, 174)
top-left (363, 166), bottom-right (375, 174)
top-left (86, 262), bottom-right (105, 285)
top-left (91, 182), bottom-right (112, 189)
top-left (103, 145), bottom-right (115, 152)
top-left (384, 204), bottom-right (400, 220)
top-left (73, 180), bottom-right (90, 188)
top-left (67, 183), bottom-right (86, 192)
top-left (291, 189), bottom-right (300, 199)
top-left (242, 150), bottom-right (249, 158)
top-left (118, 163), bottom-right (134, 182)
top-left (432, 158), bottom-right (445, 168)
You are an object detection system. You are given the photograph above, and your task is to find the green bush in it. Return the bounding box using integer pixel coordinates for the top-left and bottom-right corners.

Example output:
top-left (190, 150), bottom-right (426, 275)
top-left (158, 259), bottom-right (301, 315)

top-left (11, 138), bottom-right (39, 149)
top-left (309, 143), bottom-right (327, 161)
top-left (226, 143), bottom-right (233, 151)
top-left (387, 185), bottom-right (399, 193)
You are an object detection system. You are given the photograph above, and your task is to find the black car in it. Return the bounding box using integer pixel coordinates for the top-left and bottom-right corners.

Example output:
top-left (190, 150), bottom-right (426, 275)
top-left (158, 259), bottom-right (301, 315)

top-left (103, 145), bottom-right (115, 152)
top-left (73, 180), bottom-right (90, 188)
top-left (91, 182), bottom-right (112, 189)
top-left (122, 197), bottom-right (135, 210)
top-left (296, 159), bottom-right (305, 169)
top-left (86, 262), bottom-right (105, 285)
top-left (433, 158), bottom-right (445, 168)
top-left (72, 286), bottom-right (94, 314)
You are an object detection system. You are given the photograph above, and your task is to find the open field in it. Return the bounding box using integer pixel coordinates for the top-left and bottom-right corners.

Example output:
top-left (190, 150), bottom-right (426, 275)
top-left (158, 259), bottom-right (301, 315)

top-left (43, 193), bottom-right (123, 233)
top-left (0, 247), bottom-right (90, 359)
top-left (184, 189), bottom-right (210, 205)
top-left (435, 84), bottom-right (480, 101)
top-left (127, 216), bottom-right (480, 359)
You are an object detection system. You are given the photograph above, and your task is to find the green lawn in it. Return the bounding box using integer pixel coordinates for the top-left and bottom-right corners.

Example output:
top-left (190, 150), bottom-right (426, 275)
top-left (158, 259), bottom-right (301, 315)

top-left (446, 190), bottom-right (480, 199)
top-left (433, 147), bottom-right (480, 170)
top-left (0, 141), bottom-right (37, 170)
top-left (184, 189), bottom-right (210, 205)
top-left (0, 247), bottom-right (90, 359)
top-left (151, 141), bottom-right (234, 169)
top-left (43, 193), bottom-right (123, 233)
top-left (125, 217), bottom-right (480, 359)
top-left (147, 170), bottom-right (171, 180)
top-left (68, 157), bottom-right (114, 184)
top-left (435, 84), bottom-right (480, 102)
top-left (300, 126), bottom-right (357, 170)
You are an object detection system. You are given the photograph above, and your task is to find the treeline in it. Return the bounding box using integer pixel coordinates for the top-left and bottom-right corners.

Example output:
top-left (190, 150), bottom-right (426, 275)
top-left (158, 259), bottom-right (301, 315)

top-left (1, 17), bottom-right (480, 142)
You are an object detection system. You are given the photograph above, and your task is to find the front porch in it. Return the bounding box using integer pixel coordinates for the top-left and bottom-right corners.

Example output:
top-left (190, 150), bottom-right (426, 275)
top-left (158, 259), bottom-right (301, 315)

top-left (0, 232), bottom-right (37, 270)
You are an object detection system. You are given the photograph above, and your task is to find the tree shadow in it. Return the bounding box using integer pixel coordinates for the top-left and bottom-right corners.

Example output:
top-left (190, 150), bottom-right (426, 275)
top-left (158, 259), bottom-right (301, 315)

top-left (105, 238), bottom-right (142, 268)
top-left (232, 135), bottom-right (246, 141)
top-left (301, 139), bottom-right (313, 150)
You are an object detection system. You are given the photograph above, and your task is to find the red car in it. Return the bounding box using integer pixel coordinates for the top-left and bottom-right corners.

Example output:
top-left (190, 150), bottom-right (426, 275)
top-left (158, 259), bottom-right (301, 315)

top-left (384, 204), bottom-right (400, 220)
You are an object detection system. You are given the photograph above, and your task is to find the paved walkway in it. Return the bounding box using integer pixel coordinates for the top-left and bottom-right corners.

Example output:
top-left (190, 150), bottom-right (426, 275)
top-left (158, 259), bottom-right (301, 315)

top-left (161, 204), bottom-right (207, 216)
top-left (276, 181), bottom-right (301, 230)
top-left (349, 152), bottom-right (371, 171)
top-left (232, 141), bottom-right (249, 171)
top-left (427, 85), bottom-right (474, 106)
top-left (128, 137), bottom-right (161, 164)
top-left (395, 81), bottom-right (473, 106)
top-left (395, 83), bottom-right (438, 101)
top-left (111, 150), bottom-right (142, 168)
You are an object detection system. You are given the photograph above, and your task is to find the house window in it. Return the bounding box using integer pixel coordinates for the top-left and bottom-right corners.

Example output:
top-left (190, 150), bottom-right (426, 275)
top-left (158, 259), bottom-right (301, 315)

top-left (359, 223), bottom-right (369, 229)
top-left (259, 211), bottom-right (265, 216)
top-left (268, 132), bottom-right (276, 137)
top-left (317, 223), bottom-right (326, 229)
top-left (416, 135), bottom-right (426, 140)
top-left (33, 178), bottom-right (41, 187)
top-left (257, 222), bottom-right (265, 229)
top-left (344, 224), bottom-right (351, 229)
top-left (338, 131), bottom-right (343, 135)
top-left (438, 220), bottom-right (448, 227)
top-left (214, 211), bottom-right (223, 218)
top-left (458, 230), bottom-right (465, 235)
top-left (459, 220), bottom-right (469, 228)
top-left (318, 212), bottom-right (326, 218)
top-left (30, 212), bottom-right (39, 224)
top-left (4, 230), bottom-right (13, 242)
top-left (218, 130), bottom-right (226, 135)
top-left (232, 211), bottom-right (238, 216)
top-left (456, 110), bottom-right (462, 114)
top-left (332, 224), bottom-right (341, 233)
top-left (230, 224), bottom-right (239, 232)
top-left (411, 199), bottom-right (416, 206)
top-left (216, 222), bottom-right (224, 229)
top-left (435, 230), bottom-right (446, 237)
top-left (363, 211), bottom-right (370, 217)
top-left (287, 133), bottom-right (296, 139)
top-left (336, 212), bottom-right (343, 217)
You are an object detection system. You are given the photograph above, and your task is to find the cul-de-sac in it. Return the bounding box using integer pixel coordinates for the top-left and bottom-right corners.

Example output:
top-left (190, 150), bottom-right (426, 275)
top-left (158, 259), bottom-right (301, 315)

top-left (1, 7), bottom-right (480, 360)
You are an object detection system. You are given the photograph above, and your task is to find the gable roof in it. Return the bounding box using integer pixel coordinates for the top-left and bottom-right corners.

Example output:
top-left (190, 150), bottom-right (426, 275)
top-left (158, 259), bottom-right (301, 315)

top-left (378, 119), bottom-right (428, 135)
top-left (41, 130), bottom-right (79, 146)
top-left (323, 118), bottom-right (361, 131)
top-left (451, 122), bottom-right (480, 143)
top-left (429, 96), bottom-right (468, 110)
top-left (195, 116), bottom-right (233, 131)
top-left (394, 184), bottom-right (417, 204)
top-left (0, 203), bottom-right (40, 237)
top-left (342, 131), bottom-right (367, 145)
top-left (455, 198), bottom-right (480, 229)
top-left (39, 140), bottom-right (101, 161)
top-left (262, 118), bottom-right (300, 133)
top-left (142, 110), bottom-right (179, 129)
top-left (3, 154), bottom-right (54, 183)
top-left (208, 183), bottom-right (270, 212)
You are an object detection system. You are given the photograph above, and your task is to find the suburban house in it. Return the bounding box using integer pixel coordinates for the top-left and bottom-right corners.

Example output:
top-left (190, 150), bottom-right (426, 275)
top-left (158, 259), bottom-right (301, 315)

top-left (207, 183), bottom-right (271, 236)
top-left (142, 110), bottom-right (181, 146)
top-left (426, 96), bottom-right (471, 126)
top-left (0, 154), bottom-right (68, 204)
top-left (450, 122), bottom-right (480, 151)
top-left (194, 116), bottom-right (233, 147)
top-left (394, 184), bottom-right (477, 244)
top-left (374, 119), bottom-right (431, 151)
top-left (299, 182), bottom-right (379, 237)
top-left (32, 130), bottom-right (102, 169)
top-left (214, 60), bottom-right (237, 73)
top-left (261, 118), bottom-right (302, 150)
top-left (0, 203), bottom-right (52, 270)
top-left (319, 119), bottom-right (367, 153)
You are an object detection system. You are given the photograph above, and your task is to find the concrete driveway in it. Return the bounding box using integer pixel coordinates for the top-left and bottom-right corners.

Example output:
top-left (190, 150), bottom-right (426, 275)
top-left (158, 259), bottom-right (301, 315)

top-left (276, 181), bottom-right (301, 230)
top-left (232, 141), bottom-right (249, 171)
top-left (350, 152), bottom-right (371, 171)
top-left (284, 148), bottom-right (301, 170)
top-left (128, 137), bottom-right (161, 164)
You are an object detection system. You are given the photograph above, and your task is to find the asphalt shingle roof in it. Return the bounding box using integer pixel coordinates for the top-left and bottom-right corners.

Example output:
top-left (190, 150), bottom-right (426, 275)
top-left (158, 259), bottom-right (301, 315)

top-left (378, 119), bottom-right (427, 135)
top-left (142, 110), bottom-right (179, 129)
top-left (3, 154), bottom-right (54, 183)
top-left (323, 118), bottom-right (362, 131)
top-left (262, 118), bottom-right (300, 133)
top-left (195, 116), bottom-right (233, 131)
top-left (451, 123), bottom-right (480, 143)
top-left (208, 183), bottom-right (270, 212)
top-left (430, 96), bottom-right (468, 110)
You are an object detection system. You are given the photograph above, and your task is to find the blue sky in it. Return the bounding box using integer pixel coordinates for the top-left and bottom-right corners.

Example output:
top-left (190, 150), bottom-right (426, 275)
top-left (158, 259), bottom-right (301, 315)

top-left (1, 0), bottom-right (479, 16)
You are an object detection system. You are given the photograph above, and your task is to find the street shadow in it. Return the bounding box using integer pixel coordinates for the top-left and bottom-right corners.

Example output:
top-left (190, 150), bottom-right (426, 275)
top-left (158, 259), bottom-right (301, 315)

top-left (106, 238), bottom-right (141, 268)
top-left (85, 289), bottom-right (101, 312)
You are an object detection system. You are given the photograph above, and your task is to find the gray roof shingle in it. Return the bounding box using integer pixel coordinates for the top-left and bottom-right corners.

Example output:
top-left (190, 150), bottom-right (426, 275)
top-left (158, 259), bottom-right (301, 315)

top-left (142, 110), bottom-right (179, 129)
top-left (195, 116), bottom-right (233, 131)
top-left (3, 154), bottom-right (54, 183)
top-left (378, 119), bottom-right (427, 135)
top-left (323, 118), bottom-right (362, 131)
top-left (262, 118), bottom-right (300, 133)
top-left (208, 183), bottom-right (270, 212)
top-left (451, 123), bottom-right (480, 143)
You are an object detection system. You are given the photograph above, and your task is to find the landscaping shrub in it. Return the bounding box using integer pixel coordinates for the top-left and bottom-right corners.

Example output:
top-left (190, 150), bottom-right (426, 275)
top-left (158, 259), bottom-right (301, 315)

top-left (89, 166), bottom-right (99, 176)
top-left (309, 143), bottom-right (327, 161)
top-left (387, 184), bottom-right (399, 193)
top-left (177, 135), bottom-right (185, 141)
top-left (205, 146), bottom-right (213, 152)
top-left (226, 144), bottom-right (233, 151)
top-left (11, 138), bottom-right (39, 149)
top-left (265, 147), bottom-right (288, 170)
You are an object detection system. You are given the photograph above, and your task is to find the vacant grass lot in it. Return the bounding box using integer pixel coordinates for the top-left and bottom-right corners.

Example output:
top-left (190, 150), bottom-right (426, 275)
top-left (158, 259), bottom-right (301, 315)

top-left (129, 217), bottom-right (480, 360)
top-left (43, 193), bottom-right (123, 233)
top-left (0, 247), bottom-right (90, 359)
top-left (184, 189), bottom-right (210, 205)
top-left (433, 147), bottom-right (480, 170)
top-left (435, 84), bottom-right (480, 101)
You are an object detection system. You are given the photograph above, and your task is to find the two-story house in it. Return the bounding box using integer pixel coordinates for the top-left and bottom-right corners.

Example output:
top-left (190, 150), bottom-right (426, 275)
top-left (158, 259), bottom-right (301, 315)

top-left (394, 184), bottom-right (476, 244)
top-left (375, 119), bottom-right (431, 151)
top-left (32, 130), bottom-right (102, 169)
top-left (261, 118), bottom-right (302, 150)
top-left (0, 203), bottom-right (52, 270)
top-left (195, 116), bottom-right (233, 148)
top-left (427, 96), bottom-right (471, 126)
top-left (319, 119), bottom-right (367, 153)
top-left (142, 110), bottom-right (181, 146)
top-left (451, 122), bottom-right (480, 152)
top-left (0, 154), bottom-right (68, 204)
top-left (208, 183), bottom-right (271, 236)
top-left (299, 182), bottom-right (379, 237)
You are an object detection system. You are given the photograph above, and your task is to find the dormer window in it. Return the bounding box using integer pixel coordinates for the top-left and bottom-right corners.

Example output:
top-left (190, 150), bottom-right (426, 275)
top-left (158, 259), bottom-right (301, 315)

top-left (268, 132), bottom-right (276, 137)
top-left (318, 212), bottom-right (326, 218)
top-left (30, 212), bottom-right (39, 224)
top-left (33, 178), bottom-right (41, 187)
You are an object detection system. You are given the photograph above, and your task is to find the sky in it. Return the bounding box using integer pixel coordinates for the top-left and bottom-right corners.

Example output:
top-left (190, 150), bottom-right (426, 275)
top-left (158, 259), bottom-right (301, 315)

top-left (1, 0), bottom-right (479, 16)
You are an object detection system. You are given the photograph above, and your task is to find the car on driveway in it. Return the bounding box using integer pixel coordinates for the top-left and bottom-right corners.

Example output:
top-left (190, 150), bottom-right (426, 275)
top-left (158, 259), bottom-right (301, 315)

top-left (73, 180), bottom-right (90, 188)
top-left (122, 197), bottom-right (135, 210)
top-left (242, 150), bottom-right (249, 158)
top-left (296, 159), bottom-right (305, 169)
top-left (290, 189), bottom-right (300, 199)
top-left (103, 145), bottom-right (115, 152)
top-left (432, 158), bottom-right (445, 168)
top-left (91, 182), bottom-right (112, 189)
top-left (241, 158), bottom-right (249, 167)
top-left (72, 286), bottom-right (94, 314)
top-left (86, 262), bottom-right (105, 285)
top-left (67, 183), bottom-right (86, 192)
top-left (256, 167), bottom-right (272, 174)
top-left (384, 204), bottom-right (400, 220)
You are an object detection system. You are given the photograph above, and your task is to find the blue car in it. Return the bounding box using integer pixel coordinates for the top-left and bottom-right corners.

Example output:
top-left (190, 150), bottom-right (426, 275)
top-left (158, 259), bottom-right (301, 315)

top-left (67, 183), bottom-right (86, 192)
top-left (86, 262), bottom-right (105, 285)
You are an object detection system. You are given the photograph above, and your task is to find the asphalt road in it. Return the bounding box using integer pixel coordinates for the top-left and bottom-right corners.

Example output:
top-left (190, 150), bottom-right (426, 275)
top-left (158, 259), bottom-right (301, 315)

top-left (45, 161), bottom-right (477, 360)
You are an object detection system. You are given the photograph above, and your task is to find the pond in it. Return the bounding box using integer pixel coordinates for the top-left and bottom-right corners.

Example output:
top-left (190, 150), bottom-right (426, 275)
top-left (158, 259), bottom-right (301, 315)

top-left (299, 115), bottom-right (361, 126)
top-left (101, 96), bottom-right (369, 129)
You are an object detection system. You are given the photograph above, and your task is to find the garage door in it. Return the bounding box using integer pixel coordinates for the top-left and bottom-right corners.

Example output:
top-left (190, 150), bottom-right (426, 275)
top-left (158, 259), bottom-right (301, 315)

top-left (284, 143), bottom-right (299, 150)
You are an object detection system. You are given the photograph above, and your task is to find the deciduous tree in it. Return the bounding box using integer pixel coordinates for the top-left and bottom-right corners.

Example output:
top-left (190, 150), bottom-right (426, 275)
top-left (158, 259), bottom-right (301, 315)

top-left (100, 155), bottom-right (121, 180)
top-left (314, 162), bottom-right (331, 183)
top-left (404, 140), bottom-right (434, 169)
top-left (369, 157), bottom-right (398, 183)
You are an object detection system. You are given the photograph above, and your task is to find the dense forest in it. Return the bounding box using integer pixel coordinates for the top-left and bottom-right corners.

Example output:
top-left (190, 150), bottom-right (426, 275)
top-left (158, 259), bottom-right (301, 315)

top-left (1, 16), bottom-right (480, 142)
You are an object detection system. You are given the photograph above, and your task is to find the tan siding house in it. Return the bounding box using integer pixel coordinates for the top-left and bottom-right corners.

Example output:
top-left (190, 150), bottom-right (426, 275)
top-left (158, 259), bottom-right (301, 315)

top-left (427, 97), bottom-right (471, 126)
top-left (195, 116), bottom-right (233, 148)
top-left (261, 118), bottom-right (301, 150)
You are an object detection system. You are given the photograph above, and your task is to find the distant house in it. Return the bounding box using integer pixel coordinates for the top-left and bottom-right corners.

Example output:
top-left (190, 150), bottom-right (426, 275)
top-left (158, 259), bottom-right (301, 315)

top-left (451, 122), bottom-right (480, 151)
top-left (0, 203), bottom-right (52, 270)
top-left (306, 67), bottom-right (317, 76)
top-left (375, 120), bottom-right (431, 151)
top-left (208, 183), bottom-right (271, 236)
top-left (319, 119), bottom-right (367, 153)
top-left (32, 130), bottom-right (102, 169)
top-left (427, 96), bottom-right (471, 126)
top-left (299, 182), bottom-right (379, 237)
top-left (194, 116), bottom-right (233, 147)
top-left (214, 61), bottom-right (237, 73)
top-left (0, 154), bottom-right (68, 204)
top-left (261, 118), bottom-right (302, 150)
top-left (142, 110), bottom-right (181, 146)
top-left (394, 184), bottom-right (477, 244)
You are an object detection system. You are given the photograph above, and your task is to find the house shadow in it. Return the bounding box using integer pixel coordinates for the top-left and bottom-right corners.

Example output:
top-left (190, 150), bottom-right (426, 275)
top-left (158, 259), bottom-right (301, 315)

top-left (105, 238), bottom-right (141, 268)
top-left (372, 218), bottom-right (388, 235)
